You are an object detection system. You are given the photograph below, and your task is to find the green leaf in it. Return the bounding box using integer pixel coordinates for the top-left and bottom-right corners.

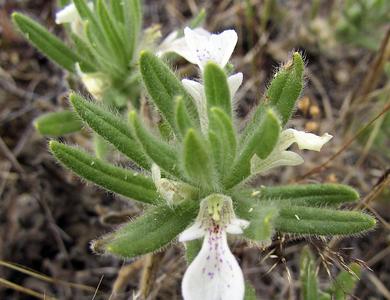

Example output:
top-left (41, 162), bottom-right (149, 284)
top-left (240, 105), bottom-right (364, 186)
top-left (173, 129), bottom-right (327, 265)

top-left (69, 32), bottom-right (97, 72)
top-left (184, 239), bottom-right (202, 264)
top-left (50, 141), bottom-right (158, 204)
top-left (70, 93), bottom-right (150, 169)
top-left (327, 263), bottom-right (361, 300)
top-left (110, 0), bottom-right (125, 24)
top-left (96, 0), bottom-right (127, 65)
top-left (225, 107), bottom-right (280, 188)
top-left (204, 62), bottom-right (232, 117)
top-left (244, 281), bottom-right (257, 300)
top-left (208, 107), bottom-right (237, 178)
top-left (129, 111), bottom-right (181, 178)
top-left (34, 111), bottom-right (82, 136)
top-left (11, 13), bottom-right (94, 73)
top-left (251, 184), bottom-right (360, 207)
top-left (241, 202), bottom-right (279, 243)
top-left (182, 129), bottom-right (216, 190)
top-left (300, 246), bottom-right (319, 300)
top-left (96, 200), bottom-right (198, 258)
top-left (189, 8), bottom-right (206, 28)
top-left (267, 52), bottom-right (304, 125)
top-left (140, 51), bottom-right (199, 137)
top-left (274, 206), bottom-right (376, 235)
top-left (74, 0), bottom-right (116, 69)
top-left (73, 0), bottom-right (98, 25)
top-left (124, 0), bottom-right (142, 38)
top-left (175, 96), bottom-right (194, 137)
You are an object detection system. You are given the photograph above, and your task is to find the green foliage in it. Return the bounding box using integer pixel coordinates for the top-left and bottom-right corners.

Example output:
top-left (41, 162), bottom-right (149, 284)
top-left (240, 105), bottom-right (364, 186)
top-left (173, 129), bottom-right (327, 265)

top-left (204, 62), bottom-right (232, 118)
top-left (274, 206), bottom-right (375, 235)
top-left (208, 107), bottom-right (237, 179)
top-left (70, 93), bottom-right (150, 169)
top-left (240, 203), bottom-right (279, 243)
top-left (300, 246), bottom-right (319, 300)
top-left (336, 0), bottom-right (390, 50)
top-left (225, 106), bottom-right (280, 188)
top-left (47, 52), bottom-right (375, 262)
top-left (140, 51), bottom-right (199, 137)
top-left (129, 111), bottom-right (181, 178)
top-left (182, 129), bottom-right (216, 190)
top-left (34, 111), bottom-right (83, 136)
top-left (50, 141), bottom-right (158, 204)
top-left (95, 200), bottom-right (198, 258)
top-left (253, 184), bottom-right (360, 207)
top-left (299, 247), bottom-right (362, 300)
top-left (11, 13), bottom-right (94, 73)
top-left (184, 239), bottom-right (203, 264)
top-left (267, 52), bottom-right (304, 125)
top-left (244, 282), bottom-right (257, 300)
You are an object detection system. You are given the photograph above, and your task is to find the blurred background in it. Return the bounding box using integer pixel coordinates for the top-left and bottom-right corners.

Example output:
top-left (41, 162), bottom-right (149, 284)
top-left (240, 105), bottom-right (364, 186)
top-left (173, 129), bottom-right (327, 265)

top-left (0, 0), bottom-right (389, 299)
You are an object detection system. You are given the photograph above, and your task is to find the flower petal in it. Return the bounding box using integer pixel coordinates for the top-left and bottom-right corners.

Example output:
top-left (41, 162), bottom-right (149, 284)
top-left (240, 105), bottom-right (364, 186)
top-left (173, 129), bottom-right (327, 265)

top-left (179, 221), bottom-right (206, 242)
top-left (55, 4), bottom-right (79, 24)
top-left (280, 129), bottom-right (333, 151)
top-left (182, 79), bottom-right (208, 131)
top-left (182, 230), bottom-right (245, 300)
top-left (184, 27), bottom-right (237, 69)
top-left (228, 72), bottom-right (243, 108)
top-left (209, 29), bottom-right (238, 68)
top-left (251, 151), bottom-right (304, 175)
top-left (226, 218), bottom-right (250, 235)
top-left (228, 72), bottom-right (243, 97)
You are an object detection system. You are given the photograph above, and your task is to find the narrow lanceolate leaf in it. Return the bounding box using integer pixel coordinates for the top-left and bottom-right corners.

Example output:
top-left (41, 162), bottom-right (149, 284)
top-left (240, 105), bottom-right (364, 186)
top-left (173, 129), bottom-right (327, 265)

top-left (175, 96), bottom-right (194, 137)
top-left (326, 263), bottom-right (361, 300)
top-left (274, 206), bottom-right (376, 235)
top-left (50, 141), bottom-right (158, 204)
top-left (251, 184), bottom-right (360, 207)
top-left (267, 52), bottom-right (304, 125)
top-left (70, 93), bottom-right (150, 169)
top-left (140, 51), bottom-right (199, 137)
top-left (300, 247), bottom-right (319, 300)
top-left (96, 0), bottom-right (127, 65)
top-left (34, 111), bottom-right (82, 136)
top-left (189, 8), bottom-right (206, 28)
top-left (130, 111), bottom-right (181, 178)
top-left (225, 107), bottom-right (280, 188)
top-left (204, 62), bottom-right (232, 117)
top-left (96, 200), bottom-right (197, 258)
top-left (208, 107), bottom-right (237, 179)
top-left (11, 13), bottom-right (94, 73)
top-left (182, 129), bottom-right (215, 189)
top-left (110, 0), bottom-right (125, 23)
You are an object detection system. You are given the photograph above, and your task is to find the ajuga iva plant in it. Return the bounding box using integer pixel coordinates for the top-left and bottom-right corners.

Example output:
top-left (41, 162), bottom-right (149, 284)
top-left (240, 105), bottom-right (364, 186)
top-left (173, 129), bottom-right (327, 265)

top-left (12, 0), bottom-right (205, 157)
top-left (48, 27), bottom-right (375, 299)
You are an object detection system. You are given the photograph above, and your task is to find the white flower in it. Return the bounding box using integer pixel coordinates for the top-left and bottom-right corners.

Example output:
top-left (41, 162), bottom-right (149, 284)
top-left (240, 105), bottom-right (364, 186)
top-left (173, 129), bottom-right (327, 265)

top-left (76, 64), bottom-right (108, 100)
top-left (251, 129), bottom-right (333, 175)
top-left (159, 27), bottom-right (238, 70)
top-left (182, 72), bottom-right (243, 132)
top-left (55, 3), bottom-right (93, 36)
top-left (156, 30), bottom-right (181, 56)
top-left (151, 164), bottom-right (196, 206)
top-left (179, 194), bottom-right (249, 300)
